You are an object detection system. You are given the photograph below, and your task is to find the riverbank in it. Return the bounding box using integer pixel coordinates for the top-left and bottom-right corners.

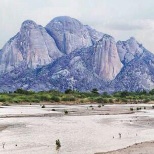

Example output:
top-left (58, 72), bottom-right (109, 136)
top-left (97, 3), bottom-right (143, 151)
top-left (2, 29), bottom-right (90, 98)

top-left (95, 141), bottom-right (154, 154)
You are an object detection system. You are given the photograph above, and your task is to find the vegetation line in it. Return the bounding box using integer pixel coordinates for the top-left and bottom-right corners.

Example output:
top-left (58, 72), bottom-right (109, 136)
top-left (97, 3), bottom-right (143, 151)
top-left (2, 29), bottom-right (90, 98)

top-left (0, 88), bottom-right (154, 105)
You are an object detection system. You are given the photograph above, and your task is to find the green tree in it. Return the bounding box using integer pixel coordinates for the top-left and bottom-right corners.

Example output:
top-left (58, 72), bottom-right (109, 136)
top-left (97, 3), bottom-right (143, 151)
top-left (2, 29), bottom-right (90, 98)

top-left (91, 88), bottom-right (99, 94)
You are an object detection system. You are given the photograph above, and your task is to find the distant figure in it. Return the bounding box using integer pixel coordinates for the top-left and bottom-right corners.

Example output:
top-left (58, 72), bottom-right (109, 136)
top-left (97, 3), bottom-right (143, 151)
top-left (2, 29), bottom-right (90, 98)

top-left (119, 133), bottom-right (121, 139)
top-left (2, 142), bottom-right (5, 149)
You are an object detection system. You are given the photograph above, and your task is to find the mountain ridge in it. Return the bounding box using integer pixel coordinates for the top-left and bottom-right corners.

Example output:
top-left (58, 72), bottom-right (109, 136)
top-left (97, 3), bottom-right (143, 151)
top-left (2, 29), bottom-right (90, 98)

top-left (0, 16), bottom-right (154, 92)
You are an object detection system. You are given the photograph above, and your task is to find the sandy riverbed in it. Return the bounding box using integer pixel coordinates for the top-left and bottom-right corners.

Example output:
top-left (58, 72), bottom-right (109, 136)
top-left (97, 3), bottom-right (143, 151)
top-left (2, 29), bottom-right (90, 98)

top-left (0, 104), bottom-right (154, 154)
top-left (95, 141), bottom-right (154, 154)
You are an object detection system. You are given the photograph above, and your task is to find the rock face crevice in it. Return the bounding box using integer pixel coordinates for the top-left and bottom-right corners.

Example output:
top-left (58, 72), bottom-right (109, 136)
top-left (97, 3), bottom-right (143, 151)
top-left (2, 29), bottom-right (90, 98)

top-left (0, 16), bottom-right (154, 92)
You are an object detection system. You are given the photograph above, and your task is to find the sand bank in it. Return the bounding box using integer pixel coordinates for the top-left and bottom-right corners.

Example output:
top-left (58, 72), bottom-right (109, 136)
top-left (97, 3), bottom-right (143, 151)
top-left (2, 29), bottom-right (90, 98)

top-left (95, 141), bottom-right (154, 154)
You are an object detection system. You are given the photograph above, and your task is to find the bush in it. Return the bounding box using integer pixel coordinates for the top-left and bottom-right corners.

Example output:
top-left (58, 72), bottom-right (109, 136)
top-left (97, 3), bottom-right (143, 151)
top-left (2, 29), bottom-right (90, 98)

top-left (61, 96), bottom-right (75, 101)
top-left (102, 98), bottom-right (109, 103)
top-left (64, 110), bottom-right (68, 114)
top-left (0, 95), bottom-right (10, 102)
top-left (42, 105), bottom-right (45, 108)
top-left (51, 96), bottom-right (60, 102)
top-left (12, 98), bottom-right (23, 103)
top-left (80, 100), bottom-right (84, 103)
top-left (91, 88), bottom-right (99, 94)
top-left (143, 99), bottom-right (151, 103)
top-left (39, 95), bottom-right (51, 101)
top-left (56, 139), bottom-right (61, 148)
top-left (65, 89), bottom-right (72, 94)
top-left (121, 98), bottom-right (128, 102)
top-left (130, 108), bottom-right (133, 111)
top-left (109, 99), bottom-right (114, 103)
top-left (95, 97), bottom-right (104, 103)
top-left (1, 102), bottom-right (10, 106)
top-left (136, 107), bottom-right (141, 110)
top-left (14, 89), bottom-right (34, 95)
top-left (98, 105), bottom-right (101, 108)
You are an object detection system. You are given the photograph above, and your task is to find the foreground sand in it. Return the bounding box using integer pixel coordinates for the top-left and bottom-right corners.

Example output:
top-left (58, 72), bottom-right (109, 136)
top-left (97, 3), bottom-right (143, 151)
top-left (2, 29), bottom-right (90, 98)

top-left (0, 104), bottom-right (154, 154)
top-left (95, 141), bottom-right (154, 154)
top-left (0, 125), bottom-right (8, 132)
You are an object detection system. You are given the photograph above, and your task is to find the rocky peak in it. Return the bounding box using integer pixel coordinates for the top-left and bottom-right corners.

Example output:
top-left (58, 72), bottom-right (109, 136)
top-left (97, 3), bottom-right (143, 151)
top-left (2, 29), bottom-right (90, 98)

top-left (21, 20), bottom-right (38, 29)
top-left (46, 16), bottom-right (92, 54)
top-left (0, 20), bottom-right (62, 73)
top-left (117, 37), bottom-right (143, 65)
top-left (84, 25), bottom-right (104, 43)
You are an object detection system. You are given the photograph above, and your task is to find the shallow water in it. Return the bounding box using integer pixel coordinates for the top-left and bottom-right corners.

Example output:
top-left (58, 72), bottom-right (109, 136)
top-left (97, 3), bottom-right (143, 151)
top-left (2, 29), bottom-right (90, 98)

top-left (0, 104), bottom-right (154, 154)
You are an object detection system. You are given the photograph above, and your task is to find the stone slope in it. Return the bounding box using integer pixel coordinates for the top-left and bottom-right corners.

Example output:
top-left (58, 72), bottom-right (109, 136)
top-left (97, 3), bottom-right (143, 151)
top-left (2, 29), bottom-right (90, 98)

top-left (46, 16), bottom-right (92, 54)
top-left (0, 20), bottom-right (62, 73)
top-left (108, 49), bottom-right (154, 92)
top-left (0, 16), bottom-right (154, 92)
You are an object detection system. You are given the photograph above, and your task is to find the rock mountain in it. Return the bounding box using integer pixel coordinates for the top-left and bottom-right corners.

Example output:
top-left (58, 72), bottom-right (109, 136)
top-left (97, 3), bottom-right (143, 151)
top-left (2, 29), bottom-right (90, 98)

top-left (0, 16), bottom-right (153, 92)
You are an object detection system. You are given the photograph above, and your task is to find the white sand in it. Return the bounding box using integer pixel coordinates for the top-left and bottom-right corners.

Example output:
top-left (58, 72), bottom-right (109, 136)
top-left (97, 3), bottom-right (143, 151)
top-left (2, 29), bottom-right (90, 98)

top-left (0, 104), bottom-right (153, 154)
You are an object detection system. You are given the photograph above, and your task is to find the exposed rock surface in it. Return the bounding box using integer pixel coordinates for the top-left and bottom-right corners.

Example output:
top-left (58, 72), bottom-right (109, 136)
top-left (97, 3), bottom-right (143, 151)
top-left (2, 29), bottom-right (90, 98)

top-left (117, 37), bottom-right (143, 65)
top-left (0, 20), bottom-right (62, 73)
top-left (0, 16), bottom-right (154, 92)
top-left (93, 34), bottom-right (123, 80)
top-left (46, 16), bottom-right (92, 54)
top-left (108, 49), bottom-right (154, 92)
top-left (85, 25), bottom-right (104, 44)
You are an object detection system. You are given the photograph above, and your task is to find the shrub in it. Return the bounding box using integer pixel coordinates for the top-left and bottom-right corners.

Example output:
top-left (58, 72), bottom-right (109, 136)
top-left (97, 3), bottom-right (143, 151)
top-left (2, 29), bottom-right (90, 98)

top-left (143, 99), bottom-right (151, 103)
top-left (39, 95), bottom-right (51, 101)
top-left (65, 89), bottom-right (72, 94)
top-left (98, 105), bottom-right (101, 108)
top-left (42, 105), bottom-right (45, 108)
top-left (61, 96), bottom-right (75, 101)
top-left (14, 89), bottom-right (34, 94)
top-left (95, 97), bottom-right (104, 103)
top-left (102, 98), bottom-right (109, 103)
top-left (130, 107), bottom-right (133, 111)
top-left (0, 96), bottom-right (9, 102)
top-left (64, 110), bottom-right (68, 114)
top-left (91, 88), bottom-right (99, 94)
top-left (109, 99), bottom-right (114, 103)
top-left (30, 99), bottom-right (40, 103)
top-left (56, 139), bottom-right (61, 148)
top-left (136, 107), bottom-right (141, 110)
top-left (121, 98), bottom-right (128, 102)
top-left (51, 96), bottom-right (60, 102)
top-left (80, 100), bottom-right (84, 103)
top-left (1, 102), bottom-right (10, 106)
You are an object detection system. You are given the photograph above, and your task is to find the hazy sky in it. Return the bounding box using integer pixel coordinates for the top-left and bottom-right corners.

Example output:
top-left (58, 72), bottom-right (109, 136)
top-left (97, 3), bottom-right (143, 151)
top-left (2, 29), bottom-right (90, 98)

top-left (1, 0), bottom-right (154, 52)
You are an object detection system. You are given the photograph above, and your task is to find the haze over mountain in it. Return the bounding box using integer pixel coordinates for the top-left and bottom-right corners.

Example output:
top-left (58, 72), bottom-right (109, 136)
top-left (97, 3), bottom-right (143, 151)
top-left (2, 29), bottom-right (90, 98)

top-left (0, 16), bottom-right (154, 92)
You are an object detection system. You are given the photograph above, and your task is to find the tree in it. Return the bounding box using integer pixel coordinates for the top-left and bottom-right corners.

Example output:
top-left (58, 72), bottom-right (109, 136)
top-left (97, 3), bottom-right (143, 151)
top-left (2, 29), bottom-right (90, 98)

top-left (149, 89), bottom-right (154, 95)
top-left (91, 88), bottom-right (99, 94)
top-left (65, 89), bottom-right (72, 94)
